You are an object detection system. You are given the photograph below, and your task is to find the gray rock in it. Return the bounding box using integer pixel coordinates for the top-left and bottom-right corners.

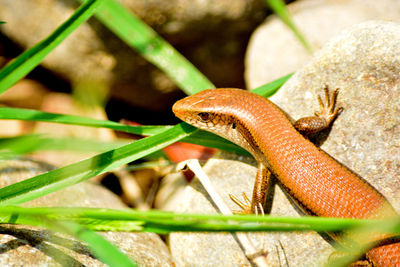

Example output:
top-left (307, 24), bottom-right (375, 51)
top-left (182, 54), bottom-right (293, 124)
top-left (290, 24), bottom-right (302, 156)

top-left (169, 21), bottom-right (400, 266)
top-left (245, 0), bottom-right (400, 89)
top-left (270, 21), bottom-right (400, 213)
top-left (168, 156), bottom-right (332, 267)
top-left (0, 158), bottom-right (173, 266)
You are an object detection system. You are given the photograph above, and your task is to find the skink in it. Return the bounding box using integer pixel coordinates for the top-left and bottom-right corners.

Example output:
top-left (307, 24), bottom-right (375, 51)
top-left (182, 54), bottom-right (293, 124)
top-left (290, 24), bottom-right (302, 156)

top-left (172, 88), bottom-right (400, 266)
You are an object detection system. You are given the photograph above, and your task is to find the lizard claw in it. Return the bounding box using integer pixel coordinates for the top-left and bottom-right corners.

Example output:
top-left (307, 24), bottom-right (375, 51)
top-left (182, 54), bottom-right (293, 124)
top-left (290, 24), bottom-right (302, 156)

top-left (294, 85), bottom-right (343, 137)
top-left (229, 192), bottom-right (253, 214)
top-left (315, 85), bottom-right (343, 125)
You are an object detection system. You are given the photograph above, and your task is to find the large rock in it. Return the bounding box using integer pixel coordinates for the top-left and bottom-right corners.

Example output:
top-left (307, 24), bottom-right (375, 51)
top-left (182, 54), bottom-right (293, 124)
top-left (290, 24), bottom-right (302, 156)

top-left (245, 0), bottom-right (400, 88)
top-left (0, 158), bottom-right (173, 266)
top-left (270, 21), bottom-right (400, 212)
top-left (168, 21), bottom-right (400, 266)
top-left (168, 156), bottom-right (332, 267)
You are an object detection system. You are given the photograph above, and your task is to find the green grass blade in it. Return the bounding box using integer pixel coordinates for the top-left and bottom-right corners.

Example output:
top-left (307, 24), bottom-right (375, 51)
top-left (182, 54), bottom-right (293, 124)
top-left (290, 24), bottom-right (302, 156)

top-left (1, 206), bottom-right (400, 235)
top-left (89, 0), bottom-right (214, 95)
top-left (0, 134), bottom-right (129, 155)
top-left (0, 73), bottom-right (292, 157)
top-left (0, 73), bottom-right (293, 156)
top-left (0, 107), bottom-right (248, 155)
top-left (184, 128), bottom-right (249, 155)
top-left (1, 207), bottom-right (137, 266)
top-left (0, 123), bottom-right (195, 205)
top-left (55, 221), bottom-right (137, 267)
top-left (250, 73), bottom-right (292, 97)
top-left (2, 207), bottom-right (398, 265)
top-left (7, 214), bottom-right (136, 266)
top-left (0, 107), bottom-right (169, 135)
top-left (0, 0), bottom-right (104, 93)
top-left (265, 0), bottom-right (311, 52)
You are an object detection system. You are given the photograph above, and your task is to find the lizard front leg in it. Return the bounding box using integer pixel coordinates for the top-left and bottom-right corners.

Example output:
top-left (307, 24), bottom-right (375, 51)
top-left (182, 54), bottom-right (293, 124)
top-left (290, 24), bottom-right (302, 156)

top-left (294, 85), bottom-right (343, 137)
top-left (230, 163), bottom-right (271, 214)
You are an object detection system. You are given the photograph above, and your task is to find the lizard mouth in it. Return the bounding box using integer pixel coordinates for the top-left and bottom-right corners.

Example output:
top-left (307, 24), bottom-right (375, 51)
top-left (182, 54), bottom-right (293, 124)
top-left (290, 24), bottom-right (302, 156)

top-left (172, 99), bottom-right (185, 121)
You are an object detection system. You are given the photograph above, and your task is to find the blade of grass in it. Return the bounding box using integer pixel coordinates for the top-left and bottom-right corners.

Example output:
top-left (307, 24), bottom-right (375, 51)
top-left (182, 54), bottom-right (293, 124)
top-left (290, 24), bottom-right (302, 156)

top-left (0, 72), bottom-right (292, 156)
top-left (3, 207), bottom-right (398, 266)
top-left (0, 107), bottom-right (248, 155)
top-left (250, 72), bottom-right (292, 97)
top-left (0, 0), bottom-right (103, 93)
top-left (0, 134), bottom-right (129, 154)
top-left (4, 207), bottom-right (400, 263)
top-left (86, 0), bottom-right (214, 95)
top-left (265, 0), bottom-right (311, 52)
top-left (52, 221), bottom-right (137, 267)
top-left (183, 129), bottom-right (249, 155)
top-left (1, 206), bottom-right (399, 235)
top-left (0, 123), bottom-right (196, 205)
top-left (328, 218), bottom-right (400, 267)
top-left (4, 212), bottom-right (137, 267)
top-left (0, 73), bottom-right (291, 158)
top-left (0, 107), bottom-right (169, 135)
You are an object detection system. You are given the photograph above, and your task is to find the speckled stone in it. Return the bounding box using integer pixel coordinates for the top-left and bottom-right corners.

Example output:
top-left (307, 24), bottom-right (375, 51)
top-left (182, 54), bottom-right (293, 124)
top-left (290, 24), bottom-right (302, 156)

top-left (245, 0), bottom-right (400, 89)
top-left (270, 21), bottom-right (400, 213)
top-left (0, 158), bottom-right (173, 266)
top-left (168, 156), bottom-right (332, 267)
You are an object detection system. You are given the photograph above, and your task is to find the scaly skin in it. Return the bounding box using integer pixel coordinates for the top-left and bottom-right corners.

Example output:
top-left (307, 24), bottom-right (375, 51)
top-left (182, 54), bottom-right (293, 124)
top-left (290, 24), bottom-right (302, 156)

top-left (172, 88), bottom-right (400, 266)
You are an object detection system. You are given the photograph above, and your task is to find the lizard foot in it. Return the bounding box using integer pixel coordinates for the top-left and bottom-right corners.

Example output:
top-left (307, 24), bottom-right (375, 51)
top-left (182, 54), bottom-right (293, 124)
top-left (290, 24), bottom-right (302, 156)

top-left (315, 85), bottom-right (343, 125)
top-left (294, 85), bottom-right (343, 136)
top-left (229, 192), bottom-right (253, 214)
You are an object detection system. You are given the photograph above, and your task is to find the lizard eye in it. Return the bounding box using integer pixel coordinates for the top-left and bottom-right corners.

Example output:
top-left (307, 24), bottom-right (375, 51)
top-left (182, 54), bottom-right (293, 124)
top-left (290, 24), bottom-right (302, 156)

top-left (197, 112), bottom-right (211, 122)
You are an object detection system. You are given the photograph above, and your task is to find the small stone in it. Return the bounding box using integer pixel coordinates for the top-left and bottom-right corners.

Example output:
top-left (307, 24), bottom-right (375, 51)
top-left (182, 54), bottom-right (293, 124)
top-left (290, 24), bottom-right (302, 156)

top-left (0, 158), bottom-right (173, 266)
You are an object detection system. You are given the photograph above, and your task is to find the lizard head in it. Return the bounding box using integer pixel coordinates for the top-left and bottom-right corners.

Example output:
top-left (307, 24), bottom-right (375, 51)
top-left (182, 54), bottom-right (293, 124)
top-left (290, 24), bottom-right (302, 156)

top-left (172, 88), bottom-right (243, 132)
top-left (172, 88), bottom-right (284, 160)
